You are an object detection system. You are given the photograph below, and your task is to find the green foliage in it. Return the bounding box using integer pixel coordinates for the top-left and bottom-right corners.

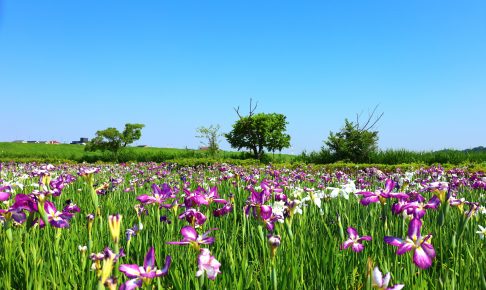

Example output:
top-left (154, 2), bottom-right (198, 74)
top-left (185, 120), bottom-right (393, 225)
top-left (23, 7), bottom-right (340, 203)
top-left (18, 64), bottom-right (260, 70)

top-left (324, 119), bottom-right (378, 163)
top-left (196, 124), bottom-right (222, 157)
top-left (225, 113), bottom-right (291, 159)
top-left (0, 163), bottom-right (484, 289)
top-left (85, 123), bottom-right (145, 155)
top-left (121, 123), bottom-right (145, 147)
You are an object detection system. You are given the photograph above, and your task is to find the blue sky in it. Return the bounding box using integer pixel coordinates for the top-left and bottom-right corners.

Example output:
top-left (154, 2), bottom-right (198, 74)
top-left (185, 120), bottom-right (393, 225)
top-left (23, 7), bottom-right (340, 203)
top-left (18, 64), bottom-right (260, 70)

top-left (1, 1), bottom-right (485, 153)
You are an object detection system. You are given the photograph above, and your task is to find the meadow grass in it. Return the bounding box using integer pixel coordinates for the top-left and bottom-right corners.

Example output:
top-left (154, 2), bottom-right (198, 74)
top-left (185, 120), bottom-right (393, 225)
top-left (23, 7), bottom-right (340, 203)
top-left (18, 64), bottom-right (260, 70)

top-left (0, 163), bottom-right (484, 289)
top-left (0, 142), bottom-right (295, 164)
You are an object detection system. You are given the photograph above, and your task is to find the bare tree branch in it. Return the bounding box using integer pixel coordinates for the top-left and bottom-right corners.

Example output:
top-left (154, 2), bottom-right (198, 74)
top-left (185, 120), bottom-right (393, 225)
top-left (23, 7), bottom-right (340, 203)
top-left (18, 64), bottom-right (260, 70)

top-left (234, 106), bottom-right (243, 118)
top-left (357, 105), bottom-right (383, 131)
top-left (249, 98), bottom-right (258, 117)
top-left (234, 98), bottom-right (258, 118)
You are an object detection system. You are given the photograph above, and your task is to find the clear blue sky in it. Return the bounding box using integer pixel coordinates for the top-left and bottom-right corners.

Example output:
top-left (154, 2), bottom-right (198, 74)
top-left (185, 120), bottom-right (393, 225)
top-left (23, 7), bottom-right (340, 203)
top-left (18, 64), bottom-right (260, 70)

top-left (1, 1), bottom-right (485, 153)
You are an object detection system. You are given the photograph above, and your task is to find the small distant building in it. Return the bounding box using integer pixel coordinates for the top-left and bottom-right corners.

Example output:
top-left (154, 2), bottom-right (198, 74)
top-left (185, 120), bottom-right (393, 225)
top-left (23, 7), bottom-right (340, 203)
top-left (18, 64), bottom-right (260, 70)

top-left (199, 146), bottom-right (210, 151)
top-left (27, 141), bottom-right (39, 144)
top-left (71, 137), bottom-right (89, 145)
top-left (47, 140), bottom-right (61, 144)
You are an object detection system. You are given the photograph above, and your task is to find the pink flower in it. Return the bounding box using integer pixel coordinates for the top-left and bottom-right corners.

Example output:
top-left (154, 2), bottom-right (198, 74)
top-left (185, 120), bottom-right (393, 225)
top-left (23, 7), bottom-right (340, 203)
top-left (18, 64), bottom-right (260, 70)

top-left (196, 248), bottom-right (221, 280)
top-left (372, 266), bottom-right (404, 290)
top-left (340, 227), bottom-right (372, 252)
top-left (384, 218), bottom-right (436, 269)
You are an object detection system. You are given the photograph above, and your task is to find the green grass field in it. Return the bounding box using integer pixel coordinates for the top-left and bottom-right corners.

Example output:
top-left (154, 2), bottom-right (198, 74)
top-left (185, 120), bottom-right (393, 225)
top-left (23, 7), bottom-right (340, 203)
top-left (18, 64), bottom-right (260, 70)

top-left (0, 142), bottom-right (296, 163)
top-left (0, 163), bottom-right (484, 289)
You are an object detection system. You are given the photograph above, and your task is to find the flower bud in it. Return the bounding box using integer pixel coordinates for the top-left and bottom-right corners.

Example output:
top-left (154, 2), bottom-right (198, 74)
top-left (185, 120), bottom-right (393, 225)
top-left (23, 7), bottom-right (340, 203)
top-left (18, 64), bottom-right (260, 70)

top-left (108, 214), bottom-right (122, 244)
top-left (267, 234), bottom-right (281, 258)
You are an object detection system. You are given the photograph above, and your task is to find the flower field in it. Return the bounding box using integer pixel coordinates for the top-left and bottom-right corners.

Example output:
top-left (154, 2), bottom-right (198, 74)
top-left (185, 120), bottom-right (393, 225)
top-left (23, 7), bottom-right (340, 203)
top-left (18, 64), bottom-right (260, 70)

top-left (0, 162), bottom-right (485, 289)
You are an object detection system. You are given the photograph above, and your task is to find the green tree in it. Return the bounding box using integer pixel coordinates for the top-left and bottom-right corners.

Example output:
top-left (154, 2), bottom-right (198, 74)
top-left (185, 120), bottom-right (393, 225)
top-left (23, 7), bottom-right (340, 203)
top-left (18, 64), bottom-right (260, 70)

top-left (225, 100), bottom-right (291, 159)
top-left (85, 123), bottom-right (145, 155)
top-left (196, 124), bottom-right (222, 156)
top-left (324, 108), bottom-right (382, 163)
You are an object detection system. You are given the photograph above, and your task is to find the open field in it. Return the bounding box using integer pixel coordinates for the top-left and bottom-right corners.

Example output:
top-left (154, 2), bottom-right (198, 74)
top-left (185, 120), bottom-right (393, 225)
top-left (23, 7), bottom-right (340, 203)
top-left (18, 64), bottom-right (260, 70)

top-left (0, 143), bottom-right (295, 163)
top-left (0, 162), bottom-right (484, 289)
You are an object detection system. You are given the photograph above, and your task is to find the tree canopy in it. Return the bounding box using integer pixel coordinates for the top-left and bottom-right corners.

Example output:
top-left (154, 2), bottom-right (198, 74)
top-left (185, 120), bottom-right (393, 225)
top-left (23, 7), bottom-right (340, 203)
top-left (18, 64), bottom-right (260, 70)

top-left (324, 119), bottom-right (379, 163)
top-left (85, 123), bottom-right (145, 155)
top-left (225, 101), bottom-right (291, 159)
top-left (196, 124), bottom-right (222, 156)
top-left (324, 107), bottom-right (382, 163)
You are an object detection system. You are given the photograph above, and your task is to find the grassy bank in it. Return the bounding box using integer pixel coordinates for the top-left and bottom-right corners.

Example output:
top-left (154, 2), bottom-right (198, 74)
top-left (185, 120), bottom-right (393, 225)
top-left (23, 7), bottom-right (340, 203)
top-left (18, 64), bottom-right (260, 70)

top-left (0, 142), bottom-right (295, 164)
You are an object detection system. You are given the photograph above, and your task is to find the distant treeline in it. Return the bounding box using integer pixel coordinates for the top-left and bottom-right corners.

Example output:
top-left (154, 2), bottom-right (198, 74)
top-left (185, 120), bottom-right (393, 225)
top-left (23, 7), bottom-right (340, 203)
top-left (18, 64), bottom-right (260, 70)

top-left (1, 142), bottom-right (486, 166)
top-left (299, 148), bottom-right (486, 165)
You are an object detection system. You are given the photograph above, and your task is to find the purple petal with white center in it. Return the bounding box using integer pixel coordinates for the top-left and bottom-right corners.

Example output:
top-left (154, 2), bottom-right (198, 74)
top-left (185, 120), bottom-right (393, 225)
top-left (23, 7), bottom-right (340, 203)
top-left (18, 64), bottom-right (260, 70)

top-left (414, 208), bottom-right (427, 219)
top-left (360, 196), bottom-right (380, 205)
top-left (143, 247), bottom-right (155, 269)
top-left (408, 218), bottom-right (422, 240)
top-left (356, 191), bottom-right (374, 196)
top-left (351, 243), bottom-right (364, 252)
top-left (413, 247), bottom-right (433, 269)
top-left (136, 195), bottom-right (155, 204)
top-left (340, 240), bottom-right (353, 250)
top-left (119, 264), bottom-right (142, 278)
top-left (120, 278), bottom-right (142, 290)
top-left (347, 227), bottom-right (358, 239)
top-left (50, 219), bottom-right (70, 228)
top-left (260, 205), bottom-right (273, 220)
top-left (180, 226), bottom-right (198, 241)
top-left (384, 236), bottom-right (404, 247)
top-left (213, 198), bottom-right (227, 204)
top-left (158, 256), bottom-right (171, 276)
top-left (387, 192), bottom-right (409, 199)
top-left (11, 209), bottom-right (26, 223)
top-left (201, 228), bottom-right (218, 239)
top-left (384, 179), bottom-right (395, 193)
top-left (201, 236), bottom-right (215, 245)
top-left (422, 242), bottom-right (436, 259)
top-left (396, 242), bottom-right (414, 255)
top-left (44, 201), bottom-right (57, 215)
top-left (425, 195), bottom-right (441, 209)
top-left (0, 192), bottom-right (10, 201)
top-left (359, 235), bottom-right (372, 242)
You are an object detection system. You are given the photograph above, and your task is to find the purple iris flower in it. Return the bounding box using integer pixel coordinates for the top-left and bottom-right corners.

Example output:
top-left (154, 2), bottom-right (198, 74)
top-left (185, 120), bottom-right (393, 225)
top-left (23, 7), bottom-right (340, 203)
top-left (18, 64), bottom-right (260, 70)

top-left (262, 213), bottom-right (282, 232)
top-left (49, 176), bottom-right (66, 196)
top-left (401, 195), bottom-right (440, 218)
top-left (63, 200), bottom-right (81, 213)
top-left (166, 226), bottom-right (217, 249)
top-left (244, 188), bottom-right (272, 219)
top-left (11, 194), bottom-right (38, 212)
top-left (213, 202), bottom-right (233, 217)
top-left (0, 185), bottom-right (11, 201)
top-left (201, 186), bottom-right (227, 204)
top-left (178, 208), bottom-right (207, 227)
top-left (340, 227), bottom-right (372, 252)
top-left (119, 247), bottom-right (171, 289)
top-left (384, 218), bottom-right (436, 269)
top-left (136, 183), bottom-right (175, 208)
top-left (356, 179), bottom-right (408, 206)
top-left (182, 188), bottom-right (207, 207)
top-left (44, 201), bottom-right (73, 228)
top-left (261, 181), bottom-right (284, 194)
